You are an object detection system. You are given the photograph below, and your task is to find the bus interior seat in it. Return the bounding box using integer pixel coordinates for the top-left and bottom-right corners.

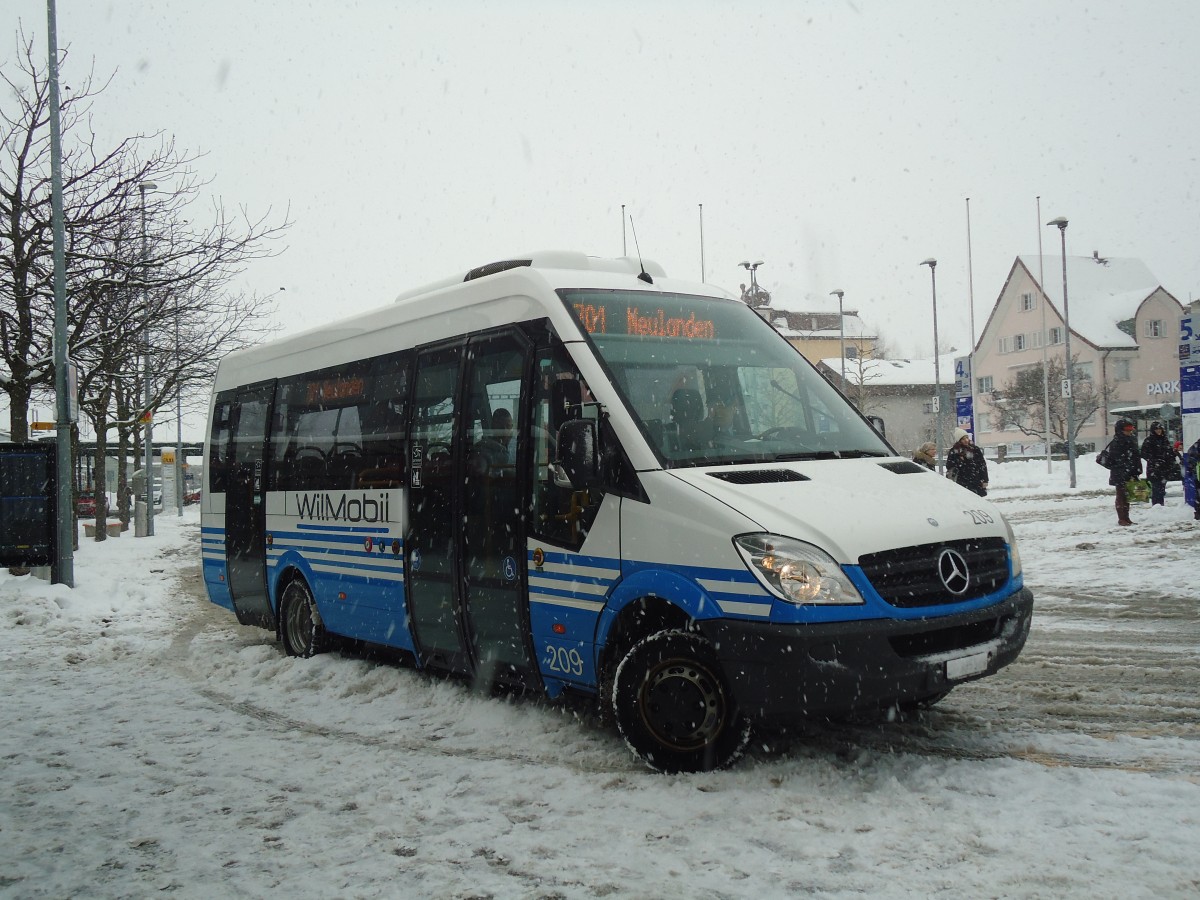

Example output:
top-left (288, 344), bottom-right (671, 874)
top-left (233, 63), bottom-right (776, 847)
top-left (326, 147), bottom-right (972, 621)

top-left (644, 418), bottom-right (665, 453)
top-left (293, 446), bottom-right (328, 486)
top-left (671, 388), bottom-right (712, 453)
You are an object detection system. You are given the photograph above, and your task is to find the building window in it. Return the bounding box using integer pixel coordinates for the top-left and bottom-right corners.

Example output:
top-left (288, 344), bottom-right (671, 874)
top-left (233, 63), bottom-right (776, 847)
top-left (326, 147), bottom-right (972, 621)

top-left (845, 346), bottom-right (858, 359)
top-left (1074, 361), bottom-right (1094, 382)
top-left (1013, 333), bottom-right (1027, 351)
top-left (998, 336), bottom-right (1011, 354)
top-left (1112, 358), bottom-right (1131, 382)
top-left (977, 375), bottom-right (993, 393)
top-left (1020, 292), bottom-right (1037, 311)
top-left (1031, 330), bottom-right (1043, 349)
top-left (1144, 319), bottom-right (1164, 338)
top-left (1048, 326), bottom-right (1064, 345)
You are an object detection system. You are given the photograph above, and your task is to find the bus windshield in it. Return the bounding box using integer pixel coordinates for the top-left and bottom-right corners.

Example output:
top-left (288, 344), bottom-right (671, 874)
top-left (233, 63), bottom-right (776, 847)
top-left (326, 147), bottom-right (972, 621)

top-left (561, 289), bottom-right (892, 467)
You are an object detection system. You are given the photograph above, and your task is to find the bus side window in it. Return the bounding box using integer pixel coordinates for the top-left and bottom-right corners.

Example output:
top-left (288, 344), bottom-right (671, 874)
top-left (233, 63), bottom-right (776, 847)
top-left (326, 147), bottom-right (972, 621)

top-left (327, 407), bottom-right (363, 488)
top-left (530, 347), bottom-right (603, 547)
top-left (209, 398), bottom-right (234, 494)
top-left (290, 408), bottom-right (338, 489)
top-left (356, 352), bottom-right (410, 488)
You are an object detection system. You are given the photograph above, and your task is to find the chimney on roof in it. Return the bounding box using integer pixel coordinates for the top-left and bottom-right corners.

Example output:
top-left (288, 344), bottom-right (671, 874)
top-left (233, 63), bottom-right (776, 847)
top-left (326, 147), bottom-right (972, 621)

top-left (1093, 250), bottom-right (1109, 266)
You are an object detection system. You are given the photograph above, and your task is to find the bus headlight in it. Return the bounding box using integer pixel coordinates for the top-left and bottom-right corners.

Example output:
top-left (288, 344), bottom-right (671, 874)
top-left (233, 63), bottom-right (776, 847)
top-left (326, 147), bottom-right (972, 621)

top-left (734, 534), bottom-right (864, 606)
top-left (1003, 515), bottom-right (1022, 578)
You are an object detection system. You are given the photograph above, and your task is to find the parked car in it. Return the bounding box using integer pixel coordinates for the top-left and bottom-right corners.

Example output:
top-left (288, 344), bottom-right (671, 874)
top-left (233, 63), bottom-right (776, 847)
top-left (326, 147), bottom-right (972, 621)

top-left (75, 492), bottom-right (96, 517)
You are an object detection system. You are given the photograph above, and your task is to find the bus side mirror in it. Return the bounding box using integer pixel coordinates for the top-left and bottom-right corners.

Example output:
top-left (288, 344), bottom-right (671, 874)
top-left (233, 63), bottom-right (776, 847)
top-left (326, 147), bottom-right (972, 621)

top-left (554, 419), bottom-right (598, 489)
top-left (551, 378), bottom-right (583, 430)
top-left (867, 415), bottom-right (886, 438)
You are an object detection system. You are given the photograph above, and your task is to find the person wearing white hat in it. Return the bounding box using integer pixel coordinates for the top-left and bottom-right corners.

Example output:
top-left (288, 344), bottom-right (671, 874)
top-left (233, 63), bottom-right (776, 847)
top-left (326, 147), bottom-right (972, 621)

top-left (946, 427), bottom-right (988, 496)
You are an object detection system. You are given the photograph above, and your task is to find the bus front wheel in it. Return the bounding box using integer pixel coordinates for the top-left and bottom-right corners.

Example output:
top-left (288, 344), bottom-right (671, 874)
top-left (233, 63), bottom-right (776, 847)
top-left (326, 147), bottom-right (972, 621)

top-left (280, 579), bottom-right (326, 658)
top-left (611, 630), bottom-right (751, 773)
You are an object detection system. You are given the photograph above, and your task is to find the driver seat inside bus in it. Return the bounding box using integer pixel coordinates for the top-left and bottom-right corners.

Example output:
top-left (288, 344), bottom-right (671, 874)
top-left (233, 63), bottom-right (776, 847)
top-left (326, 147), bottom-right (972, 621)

top-left (670, 388), bottom-right (712, 454)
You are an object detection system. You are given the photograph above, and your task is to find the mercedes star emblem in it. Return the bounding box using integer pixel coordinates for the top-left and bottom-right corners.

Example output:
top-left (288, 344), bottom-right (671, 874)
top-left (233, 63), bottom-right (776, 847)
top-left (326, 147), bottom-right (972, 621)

top-left (937, 548), bottom-right (971, 595)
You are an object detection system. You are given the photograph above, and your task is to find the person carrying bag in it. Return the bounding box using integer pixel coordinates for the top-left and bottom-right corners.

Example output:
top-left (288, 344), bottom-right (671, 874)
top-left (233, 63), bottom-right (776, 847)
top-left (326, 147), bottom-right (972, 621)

top-left (1102, 419), bottom-right (1142, 526)
top-left (1139, 421), bottom-right (1179, 506)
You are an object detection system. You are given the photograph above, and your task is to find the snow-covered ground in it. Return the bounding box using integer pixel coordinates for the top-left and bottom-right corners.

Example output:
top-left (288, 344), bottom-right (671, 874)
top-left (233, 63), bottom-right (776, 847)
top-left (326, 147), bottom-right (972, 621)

top-left (2, 455), bottom-right (1198, 899)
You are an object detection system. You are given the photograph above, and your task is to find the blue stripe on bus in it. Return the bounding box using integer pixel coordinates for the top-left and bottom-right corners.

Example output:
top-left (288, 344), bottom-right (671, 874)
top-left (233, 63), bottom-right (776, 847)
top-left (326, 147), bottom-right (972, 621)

top-left (268, 556), bottom-right (404, 578)
top-left (528, 583), bottom-right (607, 602)
top-left (295, 522), bottom-right (392, 534)
top-left (271, 528), bottom-right (395, 543)
top-left (532, 550), bottom-right (622, 570)
top-left (270, 540), bottom-right (404, 559)
top-left (529, 570), bottom-right (614, 589)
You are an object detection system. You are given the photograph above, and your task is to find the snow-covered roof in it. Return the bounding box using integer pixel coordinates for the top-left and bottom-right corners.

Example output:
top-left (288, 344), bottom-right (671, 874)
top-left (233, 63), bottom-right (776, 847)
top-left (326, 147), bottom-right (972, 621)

top-left (819, 353), bottom-right (959, 387)
top-left (1017, 255), bottom-right (1159, 349)
top-left (762, 280), bottom-right (839, 313)
top-left (771, 313), bottom-right (873, 339)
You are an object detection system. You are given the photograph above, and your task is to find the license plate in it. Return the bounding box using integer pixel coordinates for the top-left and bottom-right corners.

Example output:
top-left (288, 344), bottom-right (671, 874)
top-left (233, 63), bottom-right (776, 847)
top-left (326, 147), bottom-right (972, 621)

top-left (946, 650), bottom-right (991, 681)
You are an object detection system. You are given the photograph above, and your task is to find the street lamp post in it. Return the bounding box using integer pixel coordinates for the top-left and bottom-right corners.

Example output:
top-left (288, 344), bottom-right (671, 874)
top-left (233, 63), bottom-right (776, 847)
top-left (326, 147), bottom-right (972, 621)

top-left (175, 296), bottom-right (183, 517)
top-left (46, 0), bottom-right (73, 585)
top-left (830, 289), bottom-right (846, 389)
top-left (139, 181), bottom-right (157, 536)
top-left (1036, 196), bottom-right (1052, 474)
top-left (920, 259), bottom-right (944, 473)
top-left (1047, 216), bottom-right (1076, 488)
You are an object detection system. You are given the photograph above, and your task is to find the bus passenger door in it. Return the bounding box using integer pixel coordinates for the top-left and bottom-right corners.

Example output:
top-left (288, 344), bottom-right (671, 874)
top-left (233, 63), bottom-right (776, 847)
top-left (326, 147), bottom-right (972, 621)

top-left (406, 346), bottom-right (469, 671)
top-left (460, 334), bottom-right (539, 688)
top-left (225, 381), bottom-right (275, 629)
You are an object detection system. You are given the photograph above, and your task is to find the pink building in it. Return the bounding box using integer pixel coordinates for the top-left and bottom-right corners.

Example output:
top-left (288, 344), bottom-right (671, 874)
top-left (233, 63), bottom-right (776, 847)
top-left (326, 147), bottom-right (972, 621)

top-left (972, 255), bottom-right (1185, 453)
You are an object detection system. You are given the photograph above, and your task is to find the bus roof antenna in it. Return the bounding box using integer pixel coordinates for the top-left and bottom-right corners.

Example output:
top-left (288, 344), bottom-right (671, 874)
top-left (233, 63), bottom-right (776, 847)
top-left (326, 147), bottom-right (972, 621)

top-left (628, 217), bottom-right (654, 284)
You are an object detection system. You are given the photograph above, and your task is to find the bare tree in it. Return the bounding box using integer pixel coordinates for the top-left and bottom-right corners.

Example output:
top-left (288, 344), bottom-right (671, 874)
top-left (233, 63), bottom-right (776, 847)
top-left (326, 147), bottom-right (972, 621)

top-left (836, 339), bottom-right (886, 416)
top-left (2, 32), bottom-right (287, 540)
top-left (1, 32), bottom-right (288, 451)
top-left (985, 355), bottom-right (1101, 446)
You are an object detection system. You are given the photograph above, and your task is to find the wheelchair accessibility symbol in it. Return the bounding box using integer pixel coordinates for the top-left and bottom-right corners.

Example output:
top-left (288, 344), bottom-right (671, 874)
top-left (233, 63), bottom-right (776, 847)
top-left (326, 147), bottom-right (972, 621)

top-left (409, 548), bottom-right (422, 572)
top-left (502, 556), bottom-right (517, 581)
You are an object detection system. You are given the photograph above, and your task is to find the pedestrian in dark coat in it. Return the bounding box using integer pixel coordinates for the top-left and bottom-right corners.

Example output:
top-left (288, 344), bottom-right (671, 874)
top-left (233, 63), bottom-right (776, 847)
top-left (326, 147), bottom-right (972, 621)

top-left (1105, 419), bottom-right (1142, 526)
top-left (945, 428), bottom-right (988, 496)
top-left (1139, 421), bottom-right (1179, 506)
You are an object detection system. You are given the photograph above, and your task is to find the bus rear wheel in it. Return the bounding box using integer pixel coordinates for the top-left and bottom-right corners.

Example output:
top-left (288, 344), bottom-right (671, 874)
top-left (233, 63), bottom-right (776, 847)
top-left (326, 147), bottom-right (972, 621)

top-left (612, 630), bottom-right (750, 774)
top-left (280, 579), bottom-right (326, 658)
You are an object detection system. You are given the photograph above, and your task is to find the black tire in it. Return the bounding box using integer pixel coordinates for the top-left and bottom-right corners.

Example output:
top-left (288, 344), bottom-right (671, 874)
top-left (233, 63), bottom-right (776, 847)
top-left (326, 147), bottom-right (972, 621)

top-left (611, 630), bottom-right (751, 773)
top-left (279, 578), bottom-right (326, 658)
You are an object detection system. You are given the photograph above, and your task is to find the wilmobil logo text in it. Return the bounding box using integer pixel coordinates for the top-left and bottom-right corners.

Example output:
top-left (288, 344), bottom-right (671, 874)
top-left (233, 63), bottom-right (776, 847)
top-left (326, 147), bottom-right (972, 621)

top-left (291, 491), bottom-right (393, 523)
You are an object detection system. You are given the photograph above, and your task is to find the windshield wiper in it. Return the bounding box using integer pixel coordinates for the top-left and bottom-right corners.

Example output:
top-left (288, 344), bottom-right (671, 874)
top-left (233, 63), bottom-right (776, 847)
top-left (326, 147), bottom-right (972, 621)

top-left (772, 449), bottom-right (888, 462)
top-left (772, 451), bottom-right (838, 462)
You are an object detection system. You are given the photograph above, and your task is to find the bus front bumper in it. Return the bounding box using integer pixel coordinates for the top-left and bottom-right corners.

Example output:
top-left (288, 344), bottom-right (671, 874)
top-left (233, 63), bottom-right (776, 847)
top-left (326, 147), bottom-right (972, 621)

top-left (697, 587), bottom-right (1034, 724)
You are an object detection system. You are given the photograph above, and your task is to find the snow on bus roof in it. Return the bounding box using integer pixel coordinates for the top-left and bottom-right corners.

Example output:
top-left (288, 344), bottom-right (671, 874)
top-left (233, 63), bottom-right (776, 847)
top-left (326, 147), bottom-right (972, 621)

top-left (392, 251), bottom-right (675, 305)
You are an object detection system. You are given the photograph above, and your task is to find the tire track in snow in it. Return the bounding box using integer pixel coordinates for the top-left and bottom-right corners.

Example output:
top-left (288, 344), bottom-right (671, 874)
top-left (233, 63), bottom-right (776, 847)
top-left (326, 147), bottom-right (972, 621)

top-left (166, 519), bottom-right (1200, 778)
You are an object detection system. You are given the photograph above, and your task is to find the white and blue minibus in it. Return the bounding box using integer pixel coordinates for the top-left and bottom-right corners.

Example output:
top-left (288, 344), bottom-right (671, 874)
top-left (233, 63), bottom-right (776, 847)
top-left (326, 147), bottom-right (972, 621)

top-left (201, 251), bottom-right (1033, 772)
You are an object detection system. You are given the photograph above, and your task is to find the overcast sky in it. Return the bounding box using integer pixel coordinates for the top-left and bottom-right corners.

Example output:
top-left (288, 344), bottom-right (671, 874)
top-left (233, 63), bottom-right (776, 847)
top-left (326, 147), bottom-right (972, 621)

top-left (9, 0), bottom-right (1200, 369)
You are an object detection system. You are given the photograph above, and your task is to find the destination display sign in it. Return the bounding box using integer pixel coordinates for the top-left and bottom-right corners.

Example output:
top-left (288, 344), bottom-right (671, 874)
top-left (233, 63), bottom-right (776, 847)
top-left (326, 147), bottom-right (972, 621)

top-left (305, 375), bottom-right (366, 406)
top-left (564, 292), bottom-right (721, 341)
